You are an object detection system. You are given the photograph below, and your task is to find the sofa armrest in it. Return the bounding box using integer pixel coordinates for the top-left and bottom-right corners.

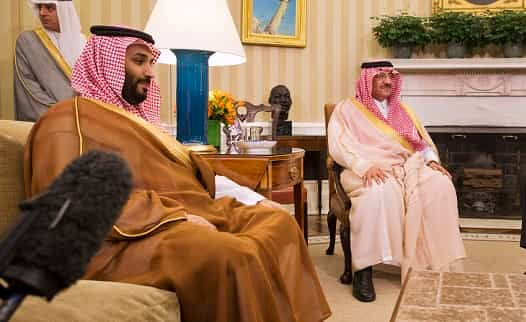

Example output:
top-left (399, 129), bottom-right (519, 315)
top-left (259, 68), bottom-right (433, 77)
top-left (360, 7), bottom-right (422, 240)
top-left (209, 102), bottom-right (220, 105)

top-left (0, 120), bottom-right (34, 235)
top-left (12, 280), bottom-right (181, 322)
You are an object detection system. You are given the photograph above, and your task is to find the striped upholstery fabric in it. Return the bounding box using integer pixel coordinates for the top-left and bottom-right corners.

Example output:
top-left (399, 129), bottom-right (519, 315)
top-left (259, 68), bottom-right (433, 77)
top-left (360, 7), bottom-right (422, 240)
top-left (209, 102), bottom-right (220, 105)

top-left (0, 120), bottom-right (34, 235)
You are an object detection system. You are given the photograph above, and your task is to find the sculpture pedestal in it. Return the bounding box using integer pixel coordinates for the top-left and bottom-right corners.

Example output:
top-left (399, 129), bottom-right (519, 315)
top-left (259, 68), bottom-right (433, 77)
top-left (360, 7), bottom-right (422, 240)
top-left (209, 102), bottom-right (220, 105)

top-left (277, 121), bottom-right (292, 136)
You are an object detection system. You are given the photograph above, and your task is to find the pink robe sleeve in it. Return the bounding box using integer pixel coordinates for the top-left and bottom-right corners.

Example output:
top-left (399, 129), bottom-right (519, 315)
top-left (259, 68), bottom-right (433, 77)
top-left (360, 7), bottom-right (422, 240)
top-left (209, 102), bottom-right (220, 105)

top-left (327, 99), bottom-right (374, 178)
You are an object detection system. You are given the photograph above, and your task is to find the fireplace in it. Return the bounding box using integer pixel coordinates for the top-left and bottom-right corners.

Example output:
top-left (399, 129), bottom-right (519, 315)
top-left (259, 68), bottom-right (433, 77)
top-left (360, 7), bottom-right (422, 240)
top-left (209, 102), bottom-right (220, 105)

top-left (389, 57), bottom-right (526, 220)
top-left (430, 127), bottom-right (526, 219)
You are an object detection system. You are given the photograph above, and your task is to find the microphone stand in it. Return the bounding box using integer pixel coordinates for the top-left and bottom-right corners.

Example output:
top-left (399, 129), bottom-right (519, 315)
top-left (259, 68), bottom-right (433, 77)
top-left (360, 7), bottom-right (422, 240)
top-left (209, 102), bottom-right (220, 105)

top-left (0, 209), bottom-right (61, 322)
top-left (0, 151), bottom-right (131, 321)
top-left (0, 210), bottom-right (37, 322)
top-left (0, 290), bottom-right (25, 322)
top-left (0, 263), bottom-right (63, 322)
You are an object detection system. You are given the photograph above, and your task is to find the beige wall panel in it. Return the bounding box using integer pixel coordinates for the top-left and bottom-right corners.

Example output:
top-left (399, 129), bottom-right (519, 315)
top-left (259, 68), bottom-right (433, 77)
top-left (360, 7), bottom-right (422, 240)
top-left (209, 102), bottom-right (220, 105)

top-left (2, 0), bottom-right (433, 122)
top-left (0, 0), bottom-right (18, 119)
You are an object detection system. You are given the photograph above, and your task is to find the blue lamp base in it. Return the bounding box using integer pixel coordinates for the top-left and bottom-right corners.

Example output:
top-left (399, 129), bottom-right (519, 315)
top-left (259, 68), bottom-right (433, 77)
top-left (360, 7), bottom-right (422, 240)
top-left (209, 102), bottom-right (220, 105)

top-left (172, 49), bottom-right (215, 150)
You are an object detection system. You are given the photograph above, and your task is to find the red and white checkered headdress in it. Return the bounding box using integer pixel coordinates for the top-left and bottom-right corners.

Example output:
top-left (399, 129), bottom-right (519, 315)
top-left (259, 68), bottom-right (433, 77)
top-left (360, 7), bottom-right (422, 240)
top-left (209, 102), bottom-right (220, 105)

top-left (356, 61), bottom-right (427, 152)
top-left (71, 25), bottom-right (161, 125)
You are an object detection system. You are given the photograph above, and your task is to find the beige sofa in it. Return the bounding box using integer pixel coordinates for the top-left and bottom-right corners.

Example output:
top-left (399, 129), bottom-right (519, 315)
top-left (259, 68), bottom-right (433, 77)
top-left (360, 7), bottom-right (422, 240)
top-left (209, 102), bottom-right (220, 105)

top-left (0, 120), bottom-right (181, 322)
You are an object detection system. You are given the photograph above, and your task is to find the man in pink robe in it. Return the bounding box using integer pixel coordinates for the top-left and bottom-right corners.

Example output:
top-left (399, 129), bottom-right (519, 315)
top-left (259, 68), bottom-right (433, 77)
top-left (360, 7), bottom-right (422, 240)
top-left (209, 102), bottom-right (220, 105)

top-left (328, 61), bottom-right (465, 302)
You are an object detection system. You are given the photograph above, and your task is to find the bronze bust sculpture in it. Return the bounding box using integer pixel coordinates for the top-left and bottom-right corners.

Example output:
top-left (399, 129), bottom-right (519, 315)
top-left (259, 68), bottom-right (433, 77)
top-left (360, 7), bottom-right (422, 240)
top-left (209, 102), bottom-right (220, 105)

top-left (268, 85), bottom-right (292, 136)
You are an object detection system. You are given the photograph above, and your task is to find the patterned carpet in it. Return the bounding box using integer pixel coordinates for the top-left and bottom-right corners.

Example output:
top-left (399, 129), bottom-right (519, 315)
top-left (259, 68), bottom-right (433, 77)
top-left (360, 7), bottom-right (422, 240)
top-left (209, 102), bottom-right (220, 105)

top-left (392, 270), bottom-right (526, 322)
top-left (309, 239), bottom-right (526, 322)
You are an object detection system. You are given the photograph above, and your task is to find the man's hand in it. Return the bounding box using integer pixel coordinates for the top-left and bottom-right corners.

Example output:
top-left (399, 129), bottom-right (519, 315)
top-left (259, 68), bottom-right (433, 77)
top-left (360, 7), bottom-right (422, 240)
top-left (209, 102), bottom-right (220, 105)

top-left (362, 166), bottom-right (389, 187)
top-left (186, 214), bottom-right (217, 231)
top-left (427, 161), bottom-right (452, 179)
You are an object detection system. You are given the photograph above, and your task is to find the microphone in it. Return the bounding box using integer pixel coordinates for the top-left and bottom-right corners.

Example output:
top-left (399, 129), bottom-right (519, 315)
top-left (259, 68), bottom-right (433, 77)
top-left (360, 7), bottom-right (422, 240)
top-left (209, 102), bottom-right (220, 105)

top-left (0, 150), bottom-right (133, 322)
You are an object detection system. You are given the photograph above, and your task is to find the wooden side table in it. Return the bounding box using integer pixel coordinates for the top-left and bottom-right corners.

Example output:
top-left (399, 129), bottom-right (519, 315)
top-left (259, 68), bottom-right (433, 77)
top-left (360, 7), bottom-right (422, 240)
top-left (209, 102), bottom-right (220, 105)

top-left (200, 147), bottom-right (306, 238)
top-left (269, 135), bottom-right (327, 216)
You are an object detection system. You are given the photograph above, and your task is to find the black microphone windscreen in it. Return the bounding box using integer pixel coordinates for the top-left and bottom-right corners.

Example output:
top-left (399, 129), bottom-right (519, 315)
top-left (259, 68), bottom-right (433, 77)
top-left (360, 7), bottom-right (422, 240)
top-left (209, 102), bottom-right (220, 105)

top-left (0, 150), bottom-right (132, 299)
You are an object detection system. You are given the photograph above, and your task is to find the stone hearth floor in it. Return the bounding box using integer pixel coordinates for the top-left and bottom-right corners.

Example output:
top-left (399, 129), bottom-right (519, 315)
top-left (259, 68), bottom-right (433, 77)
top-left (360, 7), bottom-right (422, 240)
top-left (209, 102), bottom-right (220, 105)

top-left (391, 270), bottom-right (526, 321)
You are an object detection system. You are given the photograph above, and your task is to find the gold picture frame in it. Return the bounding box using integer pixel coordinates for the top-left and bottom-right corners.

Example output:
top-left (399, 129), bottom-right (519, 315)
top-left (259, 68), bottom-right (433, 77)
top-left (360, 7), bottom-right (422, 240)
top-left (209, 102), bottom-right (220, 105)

top-left (241, 0), bottom-right (307, 48)
top-left (433, 0), bottom-right (526, 13)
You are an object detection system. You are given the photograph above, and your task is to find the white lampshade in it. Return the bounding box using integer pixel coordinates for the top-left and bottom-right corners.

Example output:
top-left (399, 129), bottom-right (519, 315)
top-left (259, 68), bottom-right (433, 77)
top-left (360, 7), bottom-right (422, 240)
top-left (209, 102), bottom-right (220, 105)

top-left (144, 0), bottom-right (246, 66)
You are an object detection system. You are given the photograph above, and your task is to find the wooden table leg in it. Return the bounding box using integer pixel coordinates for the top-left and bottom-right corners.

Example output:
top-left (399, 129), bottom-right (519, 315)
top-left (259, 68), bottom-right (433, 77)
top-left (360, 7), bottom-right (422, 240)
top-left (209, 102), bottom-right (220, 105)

top-left (318, 150), bottom-right (323, 216)
top-left (294, 180), bottom-right (307, 243)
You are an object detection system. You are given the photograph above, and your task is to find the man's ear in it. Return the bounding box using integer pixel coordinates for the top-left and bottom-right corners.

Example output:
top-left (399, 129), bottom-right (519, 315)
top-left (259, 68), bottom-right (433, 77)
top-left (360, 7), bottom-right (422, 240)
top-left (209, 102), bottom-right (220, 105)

top-left (189, 152), bottom-right (216, 198)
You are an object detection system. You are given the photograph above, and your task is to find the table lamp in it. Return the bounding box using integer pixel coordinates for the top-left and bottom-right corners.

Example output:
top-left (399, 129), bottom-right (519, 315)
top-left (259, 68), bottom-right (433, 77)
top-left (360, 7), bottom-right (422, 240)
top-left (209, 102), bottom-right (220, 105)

top-left (145, 0), bottom-right (246, 151)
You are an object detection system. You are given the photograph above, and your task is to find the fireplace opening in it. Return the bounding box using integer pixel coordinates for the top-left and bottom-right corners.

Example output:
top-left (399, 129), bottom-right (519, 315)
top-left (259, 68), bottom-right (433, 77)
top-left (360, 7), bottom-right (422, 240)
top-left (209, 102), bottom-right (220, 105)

top-left (429, 127), bottom-right (526, 220)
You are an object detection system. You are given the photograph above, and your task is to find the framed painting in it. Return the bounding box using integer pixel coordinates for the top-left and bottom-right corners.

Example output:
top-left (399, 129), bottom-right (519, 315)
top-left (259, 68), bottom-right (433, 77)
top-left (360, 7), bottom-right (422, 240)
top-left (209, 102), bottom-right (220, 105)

top-left (433, 0), bottom-right (526, 13)
top-left (241, 0), bottom-right (306, 48)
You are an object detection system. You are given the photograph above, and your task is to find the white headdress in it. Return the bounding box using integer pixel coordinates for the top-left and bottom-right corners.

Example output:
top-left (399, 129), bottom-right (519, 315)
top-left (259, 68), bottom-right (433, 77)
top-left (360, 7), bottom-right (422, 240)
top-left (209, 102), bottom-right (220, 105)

top-left (28, 0), bottom-right (85, 67)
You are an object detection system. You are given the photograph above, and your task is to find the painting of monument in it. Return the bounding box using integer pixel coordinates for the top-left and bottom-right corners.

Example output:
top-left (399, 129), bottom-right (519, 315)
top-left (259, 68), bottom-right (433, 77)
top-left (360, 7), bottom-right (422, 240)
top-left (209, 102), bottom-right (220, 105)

top-left (241, 0), bottom-right (306, 47)
top-left (252, 0), bottom-right (296, 36)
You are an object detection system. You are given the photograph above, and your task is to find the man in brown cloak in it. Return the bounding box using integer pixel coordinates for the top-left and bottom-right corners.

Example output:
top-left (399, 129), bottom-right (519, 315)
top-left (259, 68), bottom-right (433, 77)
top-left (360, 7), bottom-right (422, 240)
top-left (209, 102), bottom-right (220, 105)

top-left (24, 25), bottom-right (331, 322)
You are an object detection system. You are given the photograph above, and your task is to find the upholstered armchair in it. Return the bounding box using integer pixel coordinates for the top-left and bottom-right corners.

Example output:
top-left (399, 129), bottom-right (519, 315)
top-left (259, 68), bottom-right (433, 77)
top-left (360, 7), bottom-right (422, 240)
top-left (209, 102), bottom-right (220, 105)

top-left (323, 104), bottom-right (353, 284)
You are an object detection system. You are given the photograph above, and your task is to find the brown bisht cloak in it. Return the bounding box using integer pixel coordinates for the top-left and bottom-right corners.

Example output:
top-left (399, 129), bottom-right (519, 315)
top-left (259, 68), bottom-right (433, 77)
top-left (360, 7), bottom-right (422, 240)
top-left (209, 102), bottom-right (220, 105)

top-left (24, 97), bottom-right (331, 322)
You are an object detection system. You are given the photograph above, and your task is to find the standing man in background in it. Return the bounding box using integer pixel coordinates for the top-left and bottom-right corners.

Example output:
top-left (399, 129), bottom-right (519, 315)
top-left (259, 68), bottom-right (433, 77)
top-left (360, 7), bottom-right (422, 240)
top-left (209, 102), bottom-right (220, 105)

top-left (14, 0), bottom-right (85, 121)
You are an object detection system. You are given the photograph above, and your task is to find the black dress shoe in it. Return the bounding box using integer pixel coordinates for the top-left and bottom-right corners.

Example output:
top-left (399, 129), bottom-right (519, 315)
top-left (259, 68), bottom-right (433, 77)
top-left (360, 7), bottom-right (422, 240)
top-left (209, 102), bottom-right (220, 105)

top-left (352, 266), bottom-right (376, 302)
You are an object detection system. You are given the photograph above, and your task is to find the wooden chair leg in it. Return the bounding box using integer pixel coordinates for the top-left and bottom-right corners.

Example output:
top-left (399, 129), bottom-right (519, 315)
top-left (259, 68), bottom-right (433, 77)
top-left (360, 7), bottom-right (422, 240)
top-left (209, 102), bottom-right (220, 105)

top-left (339, 224), bottom-right (352, 284)
top-left (303, 202), bottom-right (308, 244)
top-left (325, 211), bottom-right (337, 255)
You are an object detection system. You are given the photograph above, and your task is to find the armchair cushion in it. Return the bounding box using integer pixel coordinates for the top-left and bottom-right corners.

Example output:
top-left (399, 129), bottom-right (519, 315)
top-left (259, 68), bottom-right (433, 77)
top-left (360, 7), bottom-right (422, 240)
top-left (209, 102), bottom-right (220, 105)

top-left (271, 186), bottom-right (307, 204)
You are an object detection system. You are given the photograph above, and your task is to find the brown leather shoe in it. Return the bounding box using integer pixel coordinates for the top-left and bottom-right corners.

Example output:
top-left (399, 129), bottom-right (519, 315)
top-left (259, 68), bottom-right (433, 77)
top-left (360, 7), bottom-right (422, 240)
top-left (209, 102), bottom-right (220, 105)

top-left (352, 266), bottom-right (376, 302)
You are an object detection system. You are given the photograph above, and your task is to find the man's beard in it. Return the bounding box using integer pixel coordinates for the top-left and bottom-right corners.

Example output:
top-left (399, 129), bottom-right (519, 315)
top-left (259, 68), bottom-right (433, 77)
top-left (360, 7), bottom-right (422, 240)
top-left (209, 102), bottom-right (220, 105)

top-left (122, 74), bottom-right (151, 105)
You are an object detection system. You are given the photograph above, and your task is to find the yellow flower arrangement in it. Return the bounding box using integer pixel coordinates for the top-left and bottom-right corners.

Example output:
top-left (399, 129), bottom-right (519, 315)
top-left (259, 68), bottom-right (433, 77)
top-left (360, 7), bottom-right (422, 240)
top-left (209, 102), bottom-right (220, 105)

top-left (207, 90), bottom-right (240, 126)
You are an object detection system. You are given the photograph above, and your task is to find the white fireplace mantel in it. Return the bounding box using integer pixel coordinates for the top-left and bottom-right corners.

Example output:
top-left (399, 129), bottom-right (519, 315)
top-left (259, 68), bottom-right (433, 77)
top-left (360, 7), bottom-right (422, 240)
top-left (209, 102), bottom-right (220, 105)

top-left (390, 58), bottom-right (526, 71)
top-left (385, 58), bottom-right (526, 128)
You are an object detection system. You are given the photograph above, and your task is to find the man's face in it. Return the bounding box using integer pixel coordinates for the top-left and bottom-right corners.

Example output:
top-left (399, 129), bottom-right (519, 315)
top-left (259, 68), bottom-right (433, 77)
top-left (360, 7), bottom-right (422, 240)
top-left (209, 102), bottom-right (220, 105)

top-left (269, 86), bottom-right (292, 111)
top-left (38, 3), bottom-right (60, 32)
top-left (122, 44), bottom-right (155, 106)
top-left (371, 70), bottom-right (395, 101)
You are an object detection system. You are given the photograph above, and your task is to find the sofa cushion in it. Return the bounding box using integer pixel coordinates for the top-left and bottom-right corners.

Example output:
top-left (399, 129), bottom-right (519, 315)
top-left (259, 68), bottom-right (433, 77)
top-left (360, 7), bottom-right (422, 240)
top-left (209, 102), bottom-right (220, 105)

top-left (12, 280), bottom-right (181, 322)
top-left (0, 120), bottom-right (34, 235)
